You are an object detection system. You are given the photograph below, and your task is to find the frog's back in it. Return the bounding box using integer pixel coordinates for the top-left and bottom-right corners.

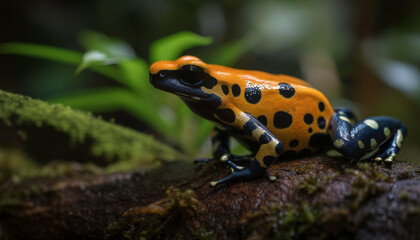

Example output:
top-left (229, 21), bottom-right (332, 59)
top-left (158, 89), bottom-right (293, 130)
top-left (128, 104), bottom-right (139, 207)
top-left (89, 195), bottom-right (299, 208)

top-left (265, 82), bottom-right (334, 155)
top-left (212, 69), bottom-right (334, 155)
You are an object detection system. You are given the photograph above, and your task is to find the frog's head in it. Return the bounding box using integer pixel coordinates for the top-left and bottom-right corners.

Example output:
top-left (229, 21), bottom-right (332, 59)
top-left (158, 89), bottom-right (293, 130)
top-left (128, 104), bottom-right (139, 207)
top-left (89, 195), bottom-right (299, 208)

top-left (150, 56), bottom-right (223, 108)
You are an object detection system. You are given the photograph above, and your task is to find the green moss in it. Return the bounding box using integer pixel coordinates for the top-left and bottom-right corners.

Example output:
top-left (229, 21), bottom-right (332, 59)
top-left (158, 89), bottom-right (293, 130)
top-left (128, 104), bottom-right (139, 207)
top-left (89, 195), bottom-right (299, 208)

top-left (192, 228), bottom-right (215, 240)
top-left (400, 190), bottom-right (409, 200)
top-left (0, 147), bottom-right (102, 182)
top-left (344, 163), bottom-right (388, 209)
top-left (298, 172), bottom-right (339, 195)
top-left (0, 197), bottom-right (20, 215)
top-left (0, 148), bottom-right (36, 182)
top-left (0, 189), bottom-right (21, 216)
top-left (138, 230), bottom-right (148, 240)
top-left (295, 162), bottom-right (318, 175)
top-left (252, 202), bottom-right (326, 240)
top-left (0, 89), bottom-right (184, 169)
top-left (407, 205), bottom-right (420, 215)
top-left (132, 187), bottom-right (204, 216)
top-left (115, 187), bottom-right (205, 239)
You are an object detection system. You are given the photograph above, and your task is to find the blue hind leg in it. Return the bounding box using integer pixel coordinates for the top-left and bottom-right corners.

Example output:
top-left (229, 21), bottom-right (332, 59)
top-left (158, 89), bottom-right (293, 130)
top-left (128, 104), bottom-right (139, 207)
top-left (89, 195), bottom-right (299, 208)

top-left (329, 108), bottom-right (407, 163)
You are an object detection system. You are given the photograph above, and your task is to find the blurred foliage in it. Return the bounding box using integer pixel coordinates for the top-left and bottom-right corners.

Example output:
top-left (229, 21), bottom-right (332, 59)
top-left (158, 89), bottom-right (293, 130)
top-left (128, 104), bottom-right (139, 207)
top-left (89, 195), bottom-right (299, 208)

top-left (0, 31), bottom-right (251, 156)
top-left (363, 30), bottom-right (420, 103)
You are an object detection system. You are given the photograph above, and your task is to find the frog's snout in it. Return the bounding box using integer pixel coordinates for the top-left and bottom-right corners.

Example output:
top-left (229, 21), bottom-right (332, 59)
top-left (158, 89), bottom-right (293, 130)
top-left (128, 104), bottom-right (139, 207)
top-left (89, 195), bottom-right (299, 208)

top-left (149, 71), bottom-right (164, 89)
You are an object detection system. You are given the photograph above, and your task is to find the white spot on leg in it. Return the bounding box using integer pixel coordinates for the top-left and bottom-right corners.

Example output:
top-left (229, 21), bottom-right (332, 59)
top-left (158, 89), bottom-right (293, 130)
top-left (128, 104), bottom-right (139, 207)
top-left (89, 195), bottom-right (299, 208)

top-left (334, 139), bottom-right (344, 148)
top-left (385, 153), bottom-right (396, 163)
top-left (326, 149), bottom-right (343, 157)
top-left (396, 129), bottom-right (403, 148)
top-left (220, 154), bottom-right (229, 162)
top-left (370, 138), bottom-right (377, 148)
top-left (339, 116), bottom-right (352, 124)
top-left (364, 119), bottom-right (379, 130)
top-left (358, 140), bottom-right (364, 149)
top-left (384, 127), bottom-right (390, 137)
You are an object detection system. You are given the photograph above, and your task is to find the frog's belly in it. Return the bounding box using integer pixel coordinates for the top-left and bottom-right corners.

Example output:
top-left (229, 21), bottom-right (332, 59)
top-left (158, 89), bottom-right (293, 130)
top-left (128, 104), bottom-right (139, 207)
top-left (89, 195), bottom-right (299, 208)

top-left (269, 124), bottom-right (330, 155)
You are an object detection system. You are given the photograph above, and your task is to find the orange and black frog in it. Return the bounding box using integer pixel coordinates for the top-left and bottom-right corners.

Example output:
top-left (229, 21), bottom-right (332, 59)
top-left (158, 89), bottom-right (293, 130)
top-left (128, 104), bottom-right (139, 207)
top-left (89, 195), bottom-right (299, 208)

top-left (150, 56), bottom-right (407, 187)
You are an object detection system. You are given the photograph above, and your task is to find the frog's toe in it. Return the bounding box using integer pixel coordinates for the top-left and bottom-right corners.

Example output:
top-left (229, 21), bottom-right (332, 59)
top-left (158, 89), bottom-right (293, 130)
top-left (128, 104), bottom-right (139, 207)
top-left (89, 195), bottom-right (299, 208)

top-left (373, 156), bottom-right (383, 163)
top-left (373, 148), bottom-right (397, 165)
top-left (266, 172), bottom-right (277, 181)
top-left (378, 152), bottom-right (397, 165)
top-left (226, 159), bottom-right (244, 171)
top-left (219, 154), bottom-right (229, 162)
top-left (220, 154), bottom-right (253, 163)
top-left (384, 153), bottom-right (397, 164)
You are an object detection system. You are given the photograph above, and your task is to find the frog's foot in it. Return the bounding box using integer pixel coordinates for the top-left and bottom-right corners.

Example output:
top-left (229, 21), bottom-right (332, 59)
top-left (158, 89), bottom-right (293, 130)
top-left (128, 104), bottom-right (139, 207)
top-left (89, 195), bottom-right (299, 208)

top-left (372, 145), bottom-right (399, 165)
top-left (329, 111), bottom-right (407, 163)
top-left (194, 154), bottom-right (253, 164)
top-left (210, 159), bottom-right (266, 187)
top-left (374, 126), bottom-right (406, 165)
top-left (373, 153), bottom-right (396, 165)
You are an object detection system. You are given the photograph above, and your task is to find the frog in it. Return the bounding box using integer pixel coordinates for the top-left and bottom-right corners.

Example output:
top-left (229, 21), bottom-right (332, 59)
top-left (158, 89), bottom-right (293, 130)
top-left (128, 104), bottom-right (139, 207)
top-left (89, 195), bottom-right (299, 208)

top-left (149, 55), bottom-right (407, 187)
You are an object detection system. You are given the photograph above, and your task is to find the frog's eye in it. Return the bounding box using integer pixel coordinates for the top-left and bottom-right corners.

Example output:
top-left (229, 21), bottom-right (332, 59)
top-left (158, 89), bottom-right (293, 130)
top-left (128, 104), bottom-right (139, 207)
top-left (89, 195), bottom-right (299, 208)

top-left (180, 65), bottom-right (204, 86)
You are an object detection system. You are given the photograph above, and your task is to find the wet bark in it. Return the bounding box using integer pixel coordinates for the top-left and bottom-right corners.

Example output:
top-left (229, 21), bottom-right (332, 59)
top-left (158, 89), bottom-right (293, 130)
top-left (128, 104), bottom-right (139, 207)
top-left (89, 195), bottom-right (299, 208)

top-left (1, 155), bottom-right (419, 240)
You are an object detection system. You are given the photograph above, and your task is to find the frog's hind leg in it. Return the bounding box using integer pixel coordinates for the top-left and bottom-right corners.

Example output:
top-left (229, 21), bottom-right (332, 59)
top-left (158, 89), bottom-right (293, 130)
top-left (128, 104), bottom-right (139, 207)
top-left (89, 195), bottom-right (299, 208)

top-left (329, 108), bottom-right (407, 163)
top-left (370, 123), bottom-right (407, 163)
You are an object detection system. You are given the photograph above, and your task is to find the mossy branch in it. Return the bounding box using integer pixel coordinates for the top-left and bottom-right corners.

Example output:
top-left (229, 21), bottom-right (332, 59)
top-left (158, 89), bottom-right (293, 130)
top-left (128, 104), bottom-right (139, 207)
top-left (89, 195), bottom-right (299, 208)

top-left (0, 89), bottom-right (184, 167)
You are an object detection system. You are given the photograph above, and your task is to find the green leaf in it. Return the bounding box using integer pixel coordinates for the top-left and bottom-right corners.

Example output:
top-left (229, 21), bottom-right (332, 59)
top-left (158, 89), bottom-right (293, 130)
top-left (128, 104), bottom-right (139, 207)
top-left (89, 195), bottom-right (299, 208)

top-left (75, 50), bottom-right (117, 74)
top-left (0, 42), bottom-right (124, 83)
top-left (78, 31), bottom-right (146, 87)
top-left (89, 65), bottom-right (124, 83)
top-left (79, 30), bottom-right (136, 59)
top-left (150, 31), bottom-right (212, 62)
top-left (49, 87), bottom-right (170, 132)
top-left (118, 58), bottom-right (150, 94)
top-left (0, 42), bottom-right (82, 64)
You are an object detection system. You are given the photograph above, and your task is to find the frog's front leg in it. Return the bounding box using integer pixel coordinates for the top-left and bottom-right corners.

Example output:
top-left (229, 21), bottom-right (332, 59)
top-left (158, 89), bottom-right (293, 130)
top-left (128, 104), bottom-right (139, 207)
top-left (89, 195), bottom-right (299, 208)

top-left (330, 108), bottom-right (407, 163)
top-left (195, 127), bottom-right (253, 164)
top-left (210, 111), bottom-right (283, 187)
top-left (210, 126), bottom-right (230, 160)
top-left (194, 127), bottom-right (230, 163)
